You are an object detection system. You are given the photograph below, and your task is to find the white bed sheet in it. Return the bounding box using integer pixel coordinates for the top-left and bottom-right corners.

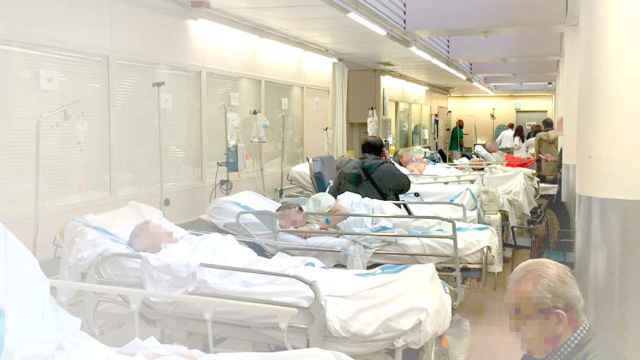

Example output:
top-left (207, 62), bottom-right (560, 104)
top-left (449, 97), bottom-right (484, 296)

top-left (59, 202), bottom-right (187, 294)
top-left (482, 166), bottom-right (538, 224)
top-left (401, 183), bottom-right (480, 223)
top-left (208, 191), bottom-right (281, 230)
top-left (120, 338), bottom-right (353, 360)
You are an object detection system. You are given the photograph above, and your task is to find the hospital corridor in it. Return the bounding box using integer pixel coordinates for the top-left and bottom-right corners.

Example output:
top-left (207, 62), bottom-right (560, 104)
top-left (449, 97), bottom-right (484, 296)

top-left (1, 0), bottom-right (638, 359)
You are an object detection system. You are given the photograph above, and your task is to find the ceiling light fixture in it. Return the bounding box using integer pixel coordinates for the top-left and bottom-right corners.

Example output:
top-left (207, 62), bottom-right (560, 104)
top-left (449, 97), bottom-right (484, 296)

top-left (409, 46), bottom-right (467, 80)
top-left (473, 81), bottom-right (495, 95)
top-left (347, 12), bottom-right (388, 36)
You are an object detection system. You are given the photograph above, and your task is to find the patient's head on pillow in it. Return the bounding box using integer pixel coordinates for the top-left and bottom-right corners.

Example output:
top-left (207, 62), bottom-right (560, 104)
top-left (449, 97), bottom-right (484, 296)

top-left (485, 142), bottom-right (499, 153)
top-left (129, 220), bottom-right (178, 253)
top-left (276, 203), bottom-right (306, 229)
top-left (395, 148), bottom-right (413, 167)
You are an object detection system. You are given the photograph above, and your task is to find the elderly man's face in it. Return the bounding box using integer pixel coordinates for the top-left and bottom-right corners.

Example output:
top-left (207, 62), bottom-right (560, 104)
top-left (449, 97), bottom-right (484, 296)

top-left (399, 153), bottom-right (412, 167)
top-left (506, 283), bottom-right (568, 358)
top-left (146, 222), bottom-right (177, 253)
top-left (277, 208), bottom-right (306, 229)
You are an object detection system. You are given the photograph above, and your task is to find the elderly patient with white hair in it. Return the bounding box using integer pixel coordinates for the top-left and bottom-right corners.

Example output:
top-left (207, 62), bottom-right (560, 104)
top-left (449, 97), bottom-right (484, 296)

top-left (506, 259), bottom-right (621, 360)
top-left (128, 219), bottom-right (179, 253)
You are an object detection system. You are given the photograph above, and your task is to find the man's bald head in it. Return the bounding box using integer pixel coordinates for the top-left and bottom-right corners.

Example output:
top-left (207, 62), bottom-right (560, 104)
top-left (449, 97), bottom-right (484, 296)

top-left (128, 220), bottom-right (177, 253)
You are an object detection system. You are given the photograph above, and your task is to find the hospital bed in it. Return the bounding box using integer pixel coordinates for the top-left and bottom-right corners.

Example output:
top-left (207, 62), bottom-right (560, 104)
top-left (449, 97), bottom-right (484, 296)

top-left (56, 204), bottom-right (452, 358)
top-left (207, 192), bottom-right (501, 296)
top-left (234, 210), bottom-right (496, 306)
top-left (2, 221), bottom-right (355, 360)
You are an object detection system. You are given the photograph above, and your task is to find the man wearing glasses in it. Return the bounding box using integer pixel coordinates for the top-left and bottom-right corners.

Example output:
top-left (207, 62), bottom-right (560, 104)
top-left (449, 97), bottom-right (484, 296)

top-left (506, 259), bottom-right (619, 359)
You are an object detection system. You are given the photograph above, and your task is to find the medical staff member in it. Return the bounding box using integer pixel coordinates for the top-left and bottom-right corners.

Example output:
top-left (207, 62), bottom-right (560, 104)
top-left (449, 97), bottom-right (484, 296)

top-left (330, 136), bottom-right (410, 201)
top-left (496, 123), bottom-right (515, 153)
top-left (448, 119), bottom-right (464, 160)
top-left (506, 259), bottom-right (620, 360)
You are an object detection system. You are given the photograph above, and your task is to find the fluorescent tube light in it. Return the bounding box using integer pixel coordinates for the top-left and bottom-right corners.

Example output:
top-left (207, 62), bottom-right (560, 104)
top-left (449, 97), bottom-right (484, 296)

top-left (473, 82), bottom-right (495, 95)
top-left (523, 82), bottom-right (552, 87)
top-left (347, 12), bottom-right (388, 36)
top-left (409, 46), bottom-right (467, 80)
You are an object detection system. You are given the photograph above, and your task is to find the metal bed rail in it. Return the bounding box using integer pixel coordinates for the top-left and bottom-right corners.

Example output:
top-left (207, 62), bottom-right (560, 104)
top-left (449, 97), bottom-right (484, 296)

top-left (56, 257), bottom-right (438, 359)
top-left (390, 200), bottom-right (469, 222)
top-left (81, 252), bottom-right (325, 351)
top-left (50, 278), bottom-right (303, 352)
top-left (407, 175), bottom-right (479, 185)
top-left (235, 210), bottom-right (467, 306)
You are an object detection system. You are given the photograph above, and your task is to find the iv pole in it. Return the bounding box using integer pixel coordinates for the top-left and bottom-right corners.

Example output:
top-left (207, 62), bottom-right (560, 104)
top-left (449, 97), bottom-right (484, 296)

top-left (219, 104), bottom-right (233, 196)
top-left (278, 110), bottom-right (287, 200)
top-left (249, 110), bottom-right (267, 194)
top-left (152, 81), bottom-right (166, 215)
top-left (33, 99), bottom-right (81, 257)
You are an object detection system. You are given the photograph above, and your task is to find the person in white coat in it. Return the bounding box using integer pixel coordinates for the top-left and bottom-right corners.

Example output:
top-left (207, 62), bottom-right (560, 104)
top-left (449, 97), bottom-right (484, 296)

top-left (496, 123), bottom-right (515, 153)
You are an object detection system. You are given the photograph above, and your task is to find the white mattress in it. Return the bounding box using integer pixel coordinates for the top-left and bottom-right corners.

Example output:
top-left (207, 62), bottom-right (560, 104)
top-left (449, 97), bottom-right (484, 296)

top-left (60, 212), bottom-right (452, 355)
top-left (207, 191), bottom-right (281, 231)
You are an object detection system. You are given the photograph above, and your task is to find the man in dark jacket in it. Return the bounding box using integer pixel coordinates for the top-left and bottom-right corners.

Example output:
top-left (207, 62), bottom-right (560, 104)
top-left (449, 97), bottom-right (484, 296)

top-left (329, 136), bottom-right (410, 201)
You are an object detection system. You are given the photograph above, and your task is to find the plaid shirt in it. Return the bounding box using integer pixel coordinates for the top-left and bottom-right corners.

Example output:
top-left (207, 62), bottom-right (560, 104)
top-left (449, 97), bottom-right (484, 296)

top-left (522, 321), bottom-right (592, 360)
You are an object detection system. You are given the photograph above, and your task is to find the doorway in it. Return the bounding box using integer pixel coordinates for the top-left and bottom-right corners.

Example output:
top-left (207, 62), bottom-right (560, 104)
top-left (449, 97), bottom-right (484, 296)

top-left (515, 110), bottom-right (548, 130)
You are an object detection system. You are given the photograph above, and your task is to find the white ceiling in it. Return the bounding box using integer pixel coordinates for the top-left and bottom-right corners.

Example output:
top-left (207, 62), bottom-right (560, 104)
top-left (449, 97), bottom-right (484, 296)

top-left (198, 0), bottom-right (573, 95)
top-left (407, 0), bottom-right (574, 94)
top-left (201, 0), bottom-right (469, 90)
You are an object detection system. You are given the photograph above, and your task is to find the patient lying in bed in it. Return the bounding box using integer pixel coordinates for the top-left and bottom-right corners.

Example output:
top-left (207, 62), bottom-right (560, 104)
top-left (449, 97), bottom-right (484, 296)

top-left (276, 192), bottom-right (404, 237)
top-left (394, 149), bottom-right (428, 175)
top-left (122, 219), bottom-right (452, 349)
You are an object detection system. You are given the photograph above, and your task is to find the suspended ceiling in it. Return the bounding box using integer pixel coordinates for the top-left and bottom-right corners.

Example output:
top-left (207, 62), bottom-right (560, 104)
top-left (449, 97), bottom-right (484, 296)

top-left (192, 0), bottom-right (575, 95)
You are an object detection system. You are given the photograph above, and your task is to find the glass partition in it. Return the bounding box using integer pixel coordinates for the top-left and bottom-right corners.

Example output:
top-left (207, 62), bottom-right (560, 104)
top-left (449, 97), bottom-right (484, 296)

top-left (264, 81), bottom-right (304, 169)
top-left (396, 102), bottom-right (411, 149)
top-left (411, 103), bottom-right (423, 146)
top-left (0, 45), bottom-right (109, 220)
top-left (111, 62), bottom-right (202, 197)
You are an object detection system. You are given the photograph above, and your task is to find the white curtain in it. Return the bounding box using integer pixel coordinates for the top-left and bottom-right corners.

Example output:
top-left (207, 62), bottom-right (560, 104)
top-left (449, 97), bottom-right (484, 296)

top-left (331, 62), bottom-right (348, 157)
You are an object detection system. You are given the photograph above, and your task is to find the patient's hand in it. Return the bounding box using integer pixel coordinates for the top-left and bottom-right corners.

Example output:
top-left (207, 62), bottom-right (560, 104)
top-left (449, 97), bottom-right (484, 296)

top-left (406, 161), bottom-right (427, 174)
top-left (293, 225), bottom-right (318, 239)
